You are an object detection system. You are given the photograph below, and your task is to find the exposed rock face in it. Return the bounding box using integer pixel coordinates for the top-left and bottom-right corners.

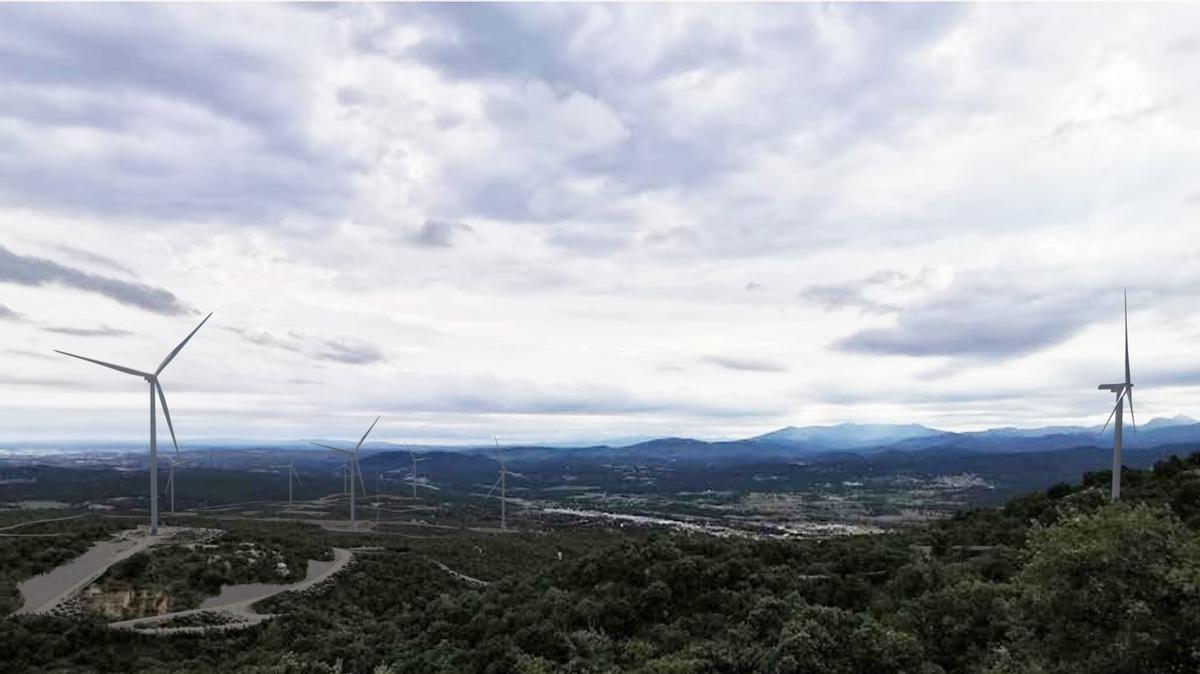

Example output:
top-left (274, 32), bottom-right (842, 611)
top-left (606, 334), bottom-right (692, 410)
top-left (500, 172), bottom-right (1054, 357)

top-left (84, 587), bottom-right (171, 619)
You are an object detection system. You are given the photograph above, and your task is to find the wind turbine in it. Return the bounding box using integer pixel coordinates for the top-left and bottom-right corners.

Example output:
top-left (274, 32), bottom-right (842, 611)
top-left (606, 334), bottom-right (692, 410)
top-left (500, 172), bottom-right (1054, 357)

top-left (376, 471), bottom-right (383, 522)
top-left (164, 456), bottom-right (190, 515)
top-left (272, 461), bottom-right (301, 509)
top-left (1099, 290), bottom-right (1136, 502)
top-left (485, 437), bottom-right (527, 530)
top-left (406, 447), bottom-right (428, 500)
top-left (56, 313), bottom-right (212, 535)
top-left (311, 417), bottom-right (377, 530)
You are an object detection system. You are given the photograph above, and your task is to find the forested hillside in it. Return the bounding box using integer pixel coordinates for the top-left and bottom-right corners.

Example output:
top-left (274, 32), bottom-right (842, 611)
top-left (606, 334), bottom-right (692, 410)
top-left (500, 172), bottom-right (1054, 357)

top-left (4, 454), bottom-right (1200, 673)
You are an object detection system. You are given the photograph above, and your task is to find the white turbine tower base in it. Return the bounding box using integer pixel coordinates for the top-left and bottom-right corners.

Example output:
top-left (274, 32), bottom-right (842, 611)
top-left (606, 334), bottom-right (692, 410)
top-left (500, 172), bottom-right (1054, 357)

top-left (272, 461), bottom-right (301, 509)
top-left (57, 312), bottom-right (212, 536)
top-left (1098, 291), bottom-right (1136, 503)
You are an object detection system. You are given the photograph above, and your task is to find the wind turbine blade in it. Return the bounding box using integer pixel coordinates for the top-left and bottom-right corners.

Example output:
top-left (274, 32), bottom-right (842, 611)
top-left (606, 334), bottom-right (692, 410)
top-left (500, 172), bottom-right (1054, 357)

top-left (485, 476), bottom-right (502, 498)
top-left (292, 468), bottom-right (302, 485)
top-left (156, 312), bottom-right (212, 375)
top-left (311, 442), bottom-right (353, 455)
top-left (155, 381), bottom-right (180, 459)
top-left (1127, 388), bottom-right (1136, 431)
top-left (356, 461), bottom-right (368, 499)
top-left (54, 350), bottom-right (148, 378)
top-left (1124, 290), bottom-right (1131, 386)
top-left (505, 471), bottom-right (529, 480)
top-left (1099, 390), bottom-right (1126, 435)
top-left (355, 416), bottom-right (381, 452)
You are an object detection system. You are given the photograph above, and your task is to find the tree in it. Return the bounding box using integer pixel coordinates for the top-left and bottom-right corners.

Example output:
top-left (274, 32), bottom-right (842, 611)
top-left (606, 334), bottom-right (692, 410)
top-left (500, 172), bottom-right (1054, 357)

top-left (759, 603), bottom-right (927, 674)
top-left (1011, 503), bottom-right (1199, 673)
top-left (899, 580), bottom-right (1015, 672)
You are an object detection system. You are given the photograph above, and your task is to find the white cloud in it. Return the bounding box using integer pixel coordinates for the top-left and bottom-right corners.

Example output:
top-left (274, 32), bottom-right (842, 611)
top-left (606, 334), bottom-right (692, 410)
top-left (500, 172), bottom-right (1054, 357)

top-left (3, 4), bottom-right (1200, 443)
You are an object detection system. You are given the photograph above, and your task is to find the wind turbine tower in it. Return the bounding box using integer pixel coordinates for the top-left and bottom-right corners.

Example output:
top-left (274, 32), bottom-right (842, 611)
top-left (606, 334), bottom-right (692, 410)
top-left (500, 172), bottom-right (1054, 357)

top-left (407, 447), bottom-right (428, 500)
top-left (486, 437), bottom-right (526, 530)
top-left (1099, 291), bottom-right (1136, 502)
top-left (376, 471), bottom-right (382, 522)
top-left (272, 461), bottom-right (301, 509)
top-left (56, 313), bottom-right (212, 535)
top-left (312, 417), bottom-right (378, 530)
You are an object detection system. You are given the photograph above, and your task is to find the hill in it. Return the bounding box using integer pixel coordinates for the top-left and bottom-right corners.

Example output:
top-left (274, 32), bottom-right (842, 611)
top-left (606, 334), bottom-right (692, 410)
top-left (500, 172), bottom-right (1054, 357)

top-left (751, 422), bottom-right (950, 451)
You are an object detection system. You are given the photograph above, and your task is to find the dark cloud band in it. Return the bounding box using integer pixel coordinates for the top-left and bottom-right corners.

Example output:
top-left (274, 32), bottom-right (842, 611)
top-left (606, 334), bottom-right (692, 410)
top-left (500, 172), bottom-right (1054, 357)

top-left (835, 278), bottom-right (1105, 359)
top-left (702, 355), bottom-right (788, 373)
top-left (0, 245), bottom-right (187, 315)
top-left (226, 326), bottom-right (386, 366)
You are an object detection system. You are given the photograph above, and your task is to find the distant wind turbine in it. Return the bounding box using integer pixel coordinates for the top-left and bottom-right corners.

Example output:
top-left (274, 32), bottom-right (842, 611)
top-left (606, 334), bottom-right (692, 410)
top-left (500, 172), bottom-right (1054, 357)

top-left (56, 313), bottom-right (212, 535)
top-left (406, 447), bottom-right (428, 500)
top-left (486, 437), bottom-right (527, 530)
top-left (1099, 290), bottom-right (1136, 502)
top-left (311, 417), bottom-right (377, 530)
top-left (164, 456), bottom-right (190, 515)
top-left (272, 461), bottom-right (301, 509)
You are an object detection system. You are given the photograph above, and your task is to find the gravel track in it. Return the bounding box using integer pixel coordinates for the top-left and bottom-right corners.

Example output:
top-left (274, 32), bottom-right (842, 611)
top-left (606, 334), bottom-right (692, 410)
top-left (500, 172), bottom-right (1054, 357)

top-left (108, 547), bottom-right (353, 635)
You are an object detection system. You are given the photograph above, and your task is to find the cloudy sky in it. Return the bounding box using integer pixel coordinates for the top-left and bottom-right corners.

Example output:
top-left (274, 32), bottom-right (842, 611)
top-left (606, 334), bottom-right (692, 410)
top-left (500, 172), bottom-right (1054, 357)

top-left (3, 3), bottom-right (1200, 445)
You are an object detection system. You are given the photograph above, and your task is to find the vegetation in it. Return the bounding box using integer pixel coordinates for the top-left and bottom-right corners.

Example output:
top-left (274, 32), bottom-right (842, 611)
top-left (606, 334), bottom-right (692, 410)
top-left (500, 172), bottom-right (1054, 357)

top-left (132, 611), bottom-right (243, 630)
top-left (2, 453), bottom-right (1200, 673)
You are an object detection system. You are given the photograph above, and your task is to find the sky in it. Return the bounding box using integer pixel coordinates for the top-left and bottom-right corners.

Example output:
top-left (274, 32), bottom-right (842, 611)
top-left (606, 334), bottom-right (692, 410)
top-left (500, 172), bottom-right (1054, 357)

top-left (3, 3), bottom-right (1200, 446)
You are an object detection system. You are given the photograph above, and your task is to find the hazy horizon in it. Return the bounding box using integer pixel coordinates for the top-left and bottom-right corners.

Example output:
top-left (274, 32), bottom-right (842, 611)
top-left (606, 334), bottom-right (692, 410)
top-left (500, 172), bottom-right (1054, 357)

top-left (4, 414), bottom-right (1199, 452)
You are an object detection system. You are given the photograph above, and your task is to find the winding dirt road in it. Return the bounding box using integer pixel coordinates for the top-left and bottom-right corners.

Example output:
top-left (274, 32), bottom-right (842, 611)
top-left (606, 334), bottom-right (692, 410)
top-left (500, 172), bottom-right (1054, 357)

top-left (428, 558), bottom-right (489, 586)
top-left (13, 530), bottom-right (162, 616)
top-left (108, 547), bottom-right (353, 635)
top-left (0, 512), bottom-right (89, 532)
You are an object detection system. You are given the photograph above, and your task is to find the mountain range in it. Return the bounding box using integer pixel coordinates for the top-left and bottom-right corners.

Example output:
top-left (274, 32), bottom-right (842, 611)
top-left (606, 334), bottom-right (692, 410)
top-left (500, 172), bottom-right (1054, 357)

top-left (698, 415), bottom-right (1200, 457)
top-left (726, 416), bottom-right (1200, 454)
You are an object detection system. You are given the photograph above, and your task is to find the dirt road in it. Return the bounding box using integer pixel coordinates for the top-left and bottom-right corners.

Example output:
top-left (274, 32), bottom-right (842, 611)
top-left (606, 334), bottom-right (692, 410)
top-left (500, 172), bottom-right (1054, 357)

top-left (109, 547), bottom-right (353, 635)
top-left (13, 530), bottom-right (158, 615)
top-left (0, 512), bottom-right (88, 532)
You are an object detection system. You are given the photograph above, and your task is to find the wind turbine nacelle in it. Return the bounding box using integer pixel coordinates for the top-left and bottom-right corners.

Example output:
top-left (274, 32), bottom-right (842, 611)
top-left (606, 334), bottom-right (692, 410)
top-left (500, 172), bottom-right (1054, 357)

top-left (1098, 384), bottom-right (1126, 392)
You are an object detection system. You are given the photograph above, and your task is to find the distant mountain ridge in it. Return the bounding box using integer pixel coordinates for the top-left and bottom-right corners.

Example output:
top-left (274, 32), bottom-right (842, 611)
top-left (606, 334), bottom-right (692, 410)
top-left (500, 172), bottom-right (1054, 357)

top-left (1142, 415), bottom-right (1199, 430)
top-left (721, 416), bottom-right (1200, 456)
top-left (751, 423), bottom-right (949, 450)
